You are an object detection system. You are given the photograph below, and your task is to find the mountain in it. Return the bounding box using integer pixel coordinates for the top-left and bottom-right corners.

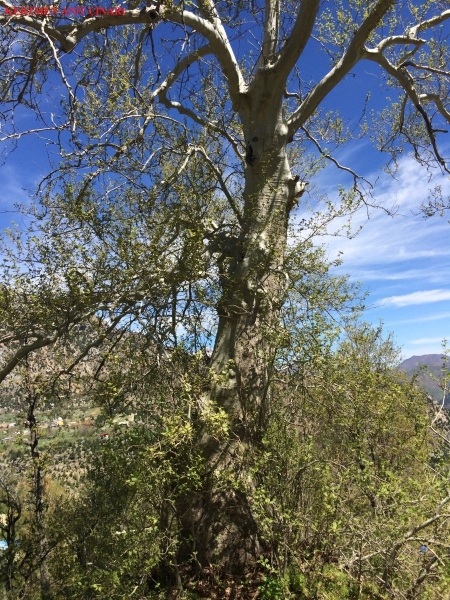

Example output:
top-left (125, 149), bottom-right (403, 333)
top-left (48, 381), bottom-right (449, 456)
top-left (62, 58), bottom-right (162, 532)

top-left (398, 354), bottom-right (450, 408)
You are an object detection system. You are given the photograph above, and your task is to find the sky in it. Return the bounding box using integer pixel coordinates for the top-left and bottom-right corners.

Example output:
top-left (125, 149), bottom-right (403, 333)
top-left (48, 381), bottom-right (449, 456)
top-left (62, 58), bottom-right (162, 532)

top-left (302, 152), bottom-right (450, 360)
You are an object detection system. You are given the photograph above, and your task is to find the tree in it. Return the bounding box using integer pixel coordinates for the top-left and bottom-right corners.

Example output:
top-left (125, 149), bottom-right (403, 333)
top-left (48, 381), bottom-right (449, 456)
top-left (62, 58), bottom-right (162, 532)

top-left (30, 324), bottom-right (449, 599)
top-left (0, 472), bottom-right (22, 595)
top-left (1, 0), bottom-right (450, 574)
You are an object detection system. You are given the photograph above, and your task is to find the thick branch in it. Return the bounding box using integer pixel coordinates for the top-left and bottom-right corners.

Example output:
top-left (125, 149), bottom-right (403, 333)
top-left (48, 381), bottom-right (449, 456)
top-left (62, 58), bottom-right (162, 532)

top-left (164, 7), bottom-right (247, 105)
top-left (258, 0), bottom-right (280, 67)
top-left (0, 334), bottom-right (59, 383)
top-left (408, 9), bottom-right (450, 38)
top-left (287, 0), bottom-right (395, 136)
top-left (268, 0), bottom-right (319, 91)
top-left (419, 93), bottom-right (450, 124)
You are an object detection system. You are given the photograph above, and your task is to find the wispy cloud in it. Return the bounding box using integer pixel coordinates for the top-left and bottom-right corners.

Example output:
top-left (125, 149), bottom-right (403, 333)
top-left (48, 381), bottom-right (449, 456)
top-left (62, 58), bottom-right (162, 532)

top-left (381, 289), bottom-right (450, 307)
top-left (409, 336), bottom-right (449, 345)
top-left (401, 345), bottom-right (447, 359)
top-left (292, 154), bottom-right (450, 359)
top-left (295, 155), bottom-right (450, 277)
top-left (390, 311), bottom-right (450, 324)
top-left (348, 267), bottom-right (450, 282)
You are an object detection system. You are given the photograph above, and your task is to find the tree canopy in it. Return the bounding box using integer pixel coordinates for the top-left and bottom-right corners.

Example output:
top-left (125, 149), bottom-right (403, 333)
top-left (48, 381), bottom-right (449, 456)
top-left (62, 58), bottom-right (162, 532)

top-left (1, 0), bottom-right (450, 597)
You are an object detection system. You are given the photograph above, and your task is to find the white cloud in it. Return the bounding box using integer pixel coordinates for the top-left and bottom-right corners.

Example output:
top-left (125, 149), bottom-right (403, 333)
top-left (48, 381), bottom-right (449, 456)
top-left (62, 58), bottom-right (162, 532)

top-left (381, 289), bottom-right (450, 307)
top-left (348, 267), bottom-right (450, 282)
top-left (295, 155), bottom-right (450, 277)
top-left (401, 346), bottom-right (444, 359)
top-left (391, 311), bottom-right (450, 324)
top-left (409, 336), bottom-right (449, 345)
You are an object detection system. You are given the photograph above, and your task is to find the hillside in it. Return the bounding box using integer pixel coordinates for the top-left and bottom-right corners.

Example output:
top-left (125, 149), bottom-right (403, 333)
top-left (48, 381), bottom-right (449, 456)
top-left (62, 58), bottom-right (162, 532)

top-left (399, 354), bottom-right (450, 408)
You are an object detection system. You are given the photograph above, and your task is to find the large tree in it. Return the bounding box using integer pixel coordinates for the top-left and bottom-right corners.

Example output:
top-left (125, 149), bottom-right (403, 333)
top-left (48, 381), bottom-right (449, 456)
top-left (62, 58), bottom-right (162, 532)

top-left (1, 0), bottom-right (450, 574)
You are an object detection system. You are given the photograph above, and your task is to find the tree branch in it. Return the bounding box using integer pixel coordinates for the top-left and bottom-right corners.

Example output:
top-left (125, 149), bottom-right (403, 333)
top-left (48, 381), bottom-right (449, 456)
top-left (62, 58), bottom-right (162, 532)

top-left (408, 9), bottom-right (450, 38)
top-left (400, 61), bottom-right (450, 78)
top-left (0, 334), bottom-right (59, 383)
top-left (193, 146), bottom-right (243, 225)
top-left (257, 0), bottom-right (280, 68)
top-left (1, 7), bottom-right (247, 144)
top-left (287, 0), bottom-right (395, 137)
top-left (164, 6), bottom-right (247, 106)
top-left (419, 93), bottom-right (450, 125)
top-left (0, 5), bottom-right (247, 106)
top-left (300, 126), bottom-right (373, 189)
top-left (155, 46), bottom-right (243, 158)
top-left (383, 493), bottom-right (450, 583)
top-left (268, 0), bottom-right (319, 91)
top-left (363, 47), bottom-right (450, 171)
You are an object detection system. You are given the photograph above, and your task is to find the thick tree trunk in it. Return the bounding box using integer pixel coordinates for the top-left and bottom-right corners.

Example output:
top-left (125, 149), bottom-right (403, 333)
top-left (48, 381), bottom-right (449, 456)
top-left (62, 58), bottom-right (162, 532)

top-left (179, 99), bottom-right (302, 573)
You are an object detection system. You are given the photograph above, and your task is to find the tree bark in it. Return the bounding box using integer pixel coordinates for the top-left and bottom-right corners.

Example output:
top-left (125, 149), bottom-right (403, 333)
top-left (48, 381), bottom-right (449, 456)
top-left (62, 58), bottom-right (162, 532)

top-left (180, 98), bottom-right (301, 573)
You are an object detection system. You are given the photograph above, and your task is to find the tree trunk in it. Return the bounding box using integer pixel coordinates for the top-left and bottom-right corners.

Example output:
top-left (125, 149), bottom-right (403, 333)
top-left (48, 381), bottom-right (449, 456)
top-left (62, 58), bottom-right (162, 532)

top-left (180, 98), bottom-right (302, 573)
top-left (27, 394), bottom-right (53, 600)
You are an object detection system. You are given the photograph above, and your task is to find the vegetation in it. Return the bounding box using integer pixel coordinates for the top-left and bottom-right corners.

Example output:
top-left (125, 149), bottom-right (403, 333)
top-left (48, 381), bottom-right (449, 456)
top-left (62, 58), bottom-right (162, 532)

top-left (0, 0), bottom-right (450, 597)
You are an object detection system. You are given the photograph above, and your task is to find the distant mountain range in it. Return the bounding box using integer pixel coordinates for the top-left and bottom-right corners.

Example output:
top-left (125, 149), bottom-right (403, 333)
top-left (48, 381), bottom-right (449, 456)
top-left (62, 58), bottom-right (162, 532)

top-left (399, 354), bottom-right (450, 408)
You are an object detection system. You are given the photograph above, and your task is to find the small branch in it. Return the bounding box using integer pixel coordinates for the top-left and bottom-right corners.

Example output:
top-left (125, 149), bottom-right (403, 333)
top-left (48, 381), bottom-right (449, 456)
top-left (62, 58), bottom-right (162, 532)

top-left (383, 492), bottom-right (450, 583)
top-left (194, 146), bottom-right (243, 225)
top-left (155, 45), bottom-right (243, 159)
top-left (56, 310), bottom-right (130, 378)
top-left (301, 126), bottom-right (373, 188)
top-left (363, 47), bottom-right (450, 172)
top-left (400, 61), bottom-right (450, 78)
top-left (0, 5), bottom-right (247, 105)
top-left (165, 5), bottom-right (248, 105)
top-left (40, 22), bottom-right (75, 112)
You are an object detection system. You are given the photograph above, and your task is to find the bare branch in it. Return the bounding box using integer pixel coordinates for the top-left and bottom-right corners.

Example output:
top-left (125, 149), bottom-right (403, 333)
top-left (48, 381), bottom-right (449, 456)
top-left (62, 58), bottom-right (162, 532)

top-left (194, 146), bottom-right (243, 225)
top-left (383, 493), bottom-right (450, 583)
top-left (300, 126), bottom-right (373, 188)
top-left (363, 47), bottom-right (450, 171)
top-left (419, 93), bottom-right (450, 124)
top-left (165, 6), bottom-right (248, 104)
top-left (0, 5), bottom-right (247, 105)
top-left (155, 45), bottom-right (243, 158)
top-left (400, 61), bottom-right (450, 78)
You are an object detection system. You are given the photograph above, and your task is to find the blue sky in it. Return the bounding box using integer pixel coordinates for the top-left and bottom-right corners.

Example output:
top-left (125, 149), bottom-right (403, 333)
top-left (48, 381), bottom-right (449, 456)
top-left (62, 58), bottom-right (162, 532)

top-left (300, 152), bottom-right (450, 360)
